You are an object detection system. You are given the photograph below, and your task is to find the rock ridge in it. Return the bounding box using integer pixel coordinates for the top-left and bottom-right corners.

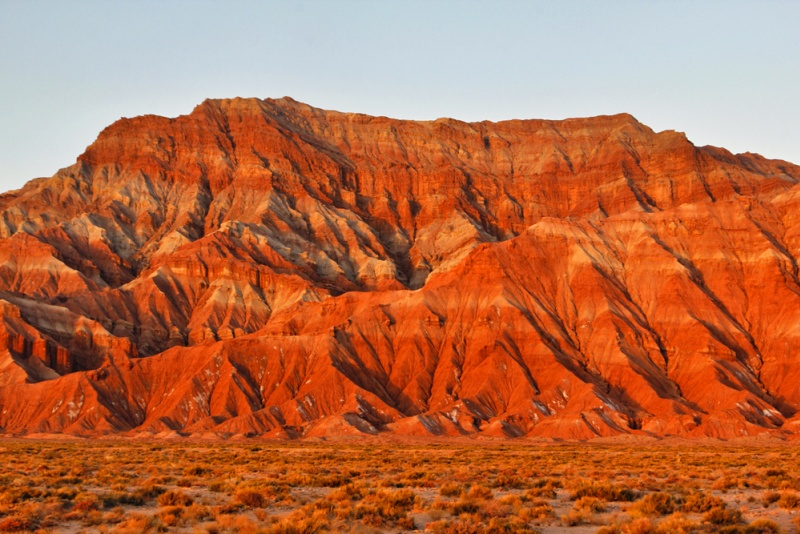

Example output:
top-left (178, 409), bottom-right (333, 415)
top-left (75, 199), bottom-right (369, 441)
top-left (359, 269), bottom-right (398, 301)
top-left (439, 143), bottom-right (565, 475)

top-left (0, 97), bottom-right (799, 440)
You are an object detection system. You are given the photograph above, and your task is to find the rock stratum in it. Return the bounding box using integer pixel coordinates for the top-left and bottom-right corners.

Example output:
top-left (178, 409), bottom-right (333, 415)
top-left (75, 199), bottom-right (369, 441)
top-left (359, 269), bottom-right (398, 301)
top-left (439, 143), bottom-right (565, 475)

top-left (1, 97), bottom-right (800, 440)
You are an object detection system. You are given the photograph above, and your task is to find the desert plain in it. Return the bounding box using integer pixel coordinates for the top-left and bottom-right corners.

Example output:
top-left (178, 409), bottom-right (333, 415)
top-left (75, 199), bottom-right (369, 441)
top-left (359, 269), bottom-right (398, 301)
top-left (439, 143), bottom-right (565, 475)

top-left (0, 439), bottom-right (799, 533)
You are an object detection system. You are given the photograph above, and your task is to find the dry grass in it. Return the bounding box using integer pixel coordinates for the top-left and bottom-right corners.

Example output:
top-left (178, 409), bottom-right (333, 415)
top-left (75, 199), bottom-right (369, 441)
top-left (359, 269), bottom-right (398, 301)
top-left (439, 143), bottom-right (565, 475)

top-left (0, 440), bottom-right (798, 532)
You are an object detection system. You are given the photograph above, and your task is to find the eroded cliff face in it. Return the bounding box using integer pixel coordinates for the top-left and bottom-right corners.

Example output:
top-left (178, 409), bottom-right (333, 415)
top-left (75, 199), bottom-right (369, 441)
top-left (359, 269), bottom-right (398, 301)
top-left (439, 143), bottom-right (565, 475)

top-left (1, 96), bottom-right (799, 440)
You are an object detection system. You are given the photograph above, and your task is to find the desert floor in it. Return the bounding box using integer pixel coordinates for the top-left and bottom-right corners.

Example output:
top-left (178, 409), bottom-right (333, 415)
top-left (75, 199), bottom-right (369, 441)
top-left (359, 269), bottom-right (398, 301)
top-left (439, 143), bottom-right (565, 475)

top-left (0, 438), bottom-right (798, 533)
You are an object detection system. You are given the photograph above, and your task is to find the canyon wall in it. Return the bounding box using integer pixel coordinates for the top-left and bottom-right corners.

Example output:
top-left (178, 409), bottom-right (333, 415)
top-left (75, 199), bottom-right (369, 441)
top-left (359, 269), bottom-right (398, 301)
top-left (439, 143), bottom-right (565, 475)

top-left (1, 97), bottom-right (799, 439)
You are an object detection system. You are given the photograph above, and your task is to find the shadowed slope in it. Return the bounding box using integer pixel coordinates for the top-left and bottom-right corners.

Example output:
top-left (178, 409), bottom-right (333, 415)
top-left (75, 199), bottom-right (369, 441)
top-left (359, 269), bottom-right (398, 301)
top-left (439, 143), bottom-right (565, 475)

top-left (0, 97), bottom-right (799, 439)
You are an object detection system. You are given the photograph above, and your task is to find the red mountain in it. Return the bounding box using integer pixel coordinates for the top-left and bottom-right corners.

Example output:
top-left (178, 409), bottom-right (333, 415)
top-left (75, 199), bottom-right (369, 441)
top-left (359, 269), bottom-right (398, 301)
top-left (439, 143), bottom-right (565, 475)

top-left (1, 97), bottom-right (799, 440)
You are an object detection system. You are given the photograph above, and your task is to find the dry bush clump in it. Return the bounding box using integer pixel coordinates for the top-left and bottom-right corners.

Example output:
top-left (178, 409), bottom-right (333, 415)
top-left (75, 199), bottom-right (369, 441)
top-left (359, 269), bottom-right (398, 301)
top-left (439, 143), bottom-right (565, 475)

top-left (466, 484), bottom-right (494, 501)
top-left (561, 509), bottom-right (592, 527)
top-left (629, 492), bottom-right (676, 516)
top-left (112, 513), bottom-right (167, 533)
top-left (491, 473), bottom-right (528, 490)
top-left (523, 480), bottom-right (559, 500)
top-left (263, 507), bottom-right (329, 533)
top-left (703, 505), bottom-right (743, 526)
top-left (439, 482), bottom-right (463, 497)
top-left (746, 518), bottom-right (783, 533)
top-left (518, 500), bottom-right (553, 522)
top-left (761, 490), bottom-right (780, 507)
top-left (426, 517), bottom-right (540, 534)
top-left (561, 496), bottom-right (608, 527)
top-left (680, 490), bottom-right (726, 513)
top-left (573, 496), bottom-right (606, 513)
top-left (597, 512), bottom-right (698, 534)
top-left (0, 516), bottom-right (34, 533)
top-left (776, 491), bottom-right (800, 509)
top-left (652, 512), bottom-right (697, 534)
top-left (157, 489), bottom-right (193, 507)
top-left (570, 481), bottom-right (637, 502)
top-left (352, 488), bottom-right (417, 527)
top-left (234, 489), bottom-right (267, 508)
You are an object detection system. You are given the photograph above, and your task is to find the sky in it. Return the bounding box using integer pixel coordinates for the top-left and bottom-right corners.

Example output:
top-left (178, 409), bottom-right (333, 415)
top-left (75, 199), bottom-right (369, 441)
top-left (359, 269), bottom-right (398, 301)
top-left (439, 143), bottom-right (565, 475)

top-left (1, 0), bottom-right (799, 192)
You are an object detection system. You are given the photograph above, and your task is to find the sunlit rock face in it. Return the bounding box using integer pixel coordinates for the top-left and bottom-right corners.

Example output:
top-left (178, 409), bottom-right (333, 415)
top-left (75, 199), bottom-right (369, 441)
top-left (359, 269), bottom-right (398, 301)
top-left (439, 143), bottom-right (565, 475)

top-left (1, 96), bottom-right (800, 440)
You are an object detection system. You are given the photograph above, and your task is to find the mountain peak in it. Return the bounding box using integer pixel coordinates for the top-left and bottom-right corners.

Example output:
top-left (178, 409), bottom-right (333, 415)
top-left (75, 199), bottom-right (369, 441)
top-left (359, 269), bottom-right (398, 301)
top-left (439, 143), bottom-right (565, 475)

top-left (1, 97), bottom-right (800, 440)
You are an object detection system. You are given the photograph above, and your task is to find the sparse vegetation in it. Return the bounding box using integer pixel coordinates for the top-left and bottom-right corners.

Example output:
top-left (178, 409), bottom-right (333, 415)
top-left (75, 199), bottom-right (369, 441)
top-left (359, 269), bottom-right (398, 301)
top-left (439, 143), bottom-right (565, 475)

top-left (0, 441), bottom-right (798, 531)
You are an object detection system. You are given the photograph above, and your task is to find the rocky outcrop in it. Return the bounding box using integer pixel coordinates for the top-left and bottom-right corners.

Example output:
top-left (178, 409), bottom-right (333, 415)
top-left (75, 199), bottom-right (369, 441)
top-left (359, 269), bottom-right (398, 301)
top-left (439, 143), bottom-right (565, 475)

top-left (0, 97), bottom-right (799, 440)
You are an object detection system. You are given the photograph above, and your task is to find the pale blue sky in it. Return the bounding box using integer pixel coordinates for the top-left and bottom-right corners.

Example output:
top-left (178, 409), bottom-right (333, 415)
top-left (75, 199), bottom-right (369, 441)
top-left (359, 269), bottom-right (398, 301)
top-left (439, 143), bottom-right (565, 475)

top-left (1, 1), bottom-right (798, 192)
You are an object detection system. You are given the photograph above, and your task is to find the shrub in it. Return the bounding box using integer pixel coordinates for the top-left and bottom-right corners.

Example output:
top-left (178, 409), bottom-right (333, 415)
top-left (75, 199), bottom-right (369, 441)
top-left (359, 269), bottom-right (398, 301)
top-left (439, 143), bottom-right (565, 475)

top-left (157, 490), bottom-right (193, 507)
top-left (328, 483), bottom-right (365, 502)
top-left (0, 488), bottom-right (42, 504)
top-left (531, 477), bottom-right (562, 489)
top-left (184, 466), bottom-right (210, 476)
top-left (654, 512), bottom-right (698, 534)
top-left (491, 474), bottom-right (527, 490)
top-left (105, 512), bottom-right (166, 532)
top-left (777, 491), bottom-right (800, 509)
top-left (630, 492), bottom-right (677, 516)
top-left (426, 519), bottom-right (483, 534)
top-left (681, 491), bottom-right (726, 513)
top-left (100, 490), bottom-right (148, 508)
top-left (262, 509), bottom-right (330, 534)
top-left (466, 484), bottom-right (494, 500)
top-left (439, 482), bottom-right (463, 497)
top-left (712, 477), bottom-right (737, 491)
top-left (185, 503), bottom-right (212, 522)
top-left (573, 496), bottom-right (606, 513)
top-left (518, 500), bottom-right (553, 521)
top-left (0, 517), bottom-right (33, 532)
top-left (525, 478), bottom-right (560, 499)
top-left (158, 505), bottom-right (185, 527)
top-left (137, 484), bottom-right (167, 500)
top-left (561, 509), bottom-right (591, 526)
top-left (450, 499), bottom-right (480, 516)
top-left (101, 506), bottom-right (128, 525)
top-left (621, 519), bottom-right (654, 534)
top-left (761, 491), bottom-right (780, 507)
top-left (598, 513), bottom-right (697, 534)
top-left (483, 518), bottom-right (539, 533)
top-left (570, 481), bottom-right (636, 502)
top-left (524, 485), bottom-right (556, 499)
top-left (497, 494), bottom-right (522, 506)
top-left (704, 506), bottom-right (742, 525)
top-left (78, 510), bottom-right (107, 527)
top-left (208, 480), bottom-right (228, 493)
top-left (72, 495), bottom-right (100, 512)
top-left (352, 488), bottom-right (417, 525)
top-left (55, 487), bottom-right (79, 501)
top-left (745, 519), bottom-right (782, 534)
top-left (234, 489), bottom-right (267, 508)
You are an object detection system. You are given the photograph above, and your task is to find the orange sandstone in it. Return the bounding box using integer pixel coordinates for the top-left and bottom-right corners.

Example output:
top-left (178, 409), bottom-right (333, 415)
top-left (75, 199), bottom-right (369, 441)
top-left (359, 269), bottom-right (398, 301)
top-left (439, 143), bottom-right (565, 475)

top-left (0, 97), bottom-right (798, 440)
